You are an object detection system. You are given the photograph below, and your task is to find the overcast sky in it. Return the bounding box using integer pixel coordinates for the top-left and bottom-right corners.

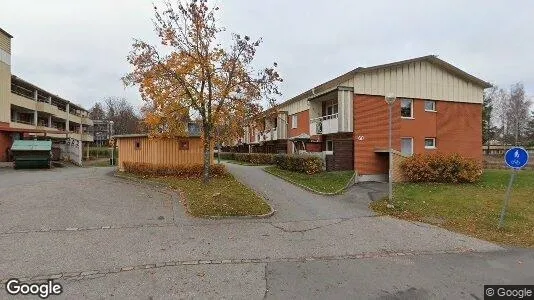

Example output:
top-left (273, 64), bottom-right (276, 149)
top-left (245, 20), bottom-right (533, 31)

top-left (1, 0), bottom-right (533, 111)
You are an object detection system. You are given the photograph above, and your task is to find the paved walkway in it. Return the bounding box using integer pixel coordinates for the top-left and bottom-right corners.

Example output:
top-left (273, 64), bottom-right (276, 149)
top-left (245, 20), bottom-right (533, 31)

top-left (224, 163), bottom-right (382, 222)
top-left (0, 165), bottom-right (508, 299)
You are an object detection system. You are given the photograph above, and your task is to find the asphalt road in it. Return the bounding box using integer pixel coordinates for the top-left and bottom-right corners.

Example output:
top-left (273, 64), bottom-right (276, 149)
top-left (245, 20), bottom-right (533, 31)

top-left (0, 165), bottom-right (527, 299)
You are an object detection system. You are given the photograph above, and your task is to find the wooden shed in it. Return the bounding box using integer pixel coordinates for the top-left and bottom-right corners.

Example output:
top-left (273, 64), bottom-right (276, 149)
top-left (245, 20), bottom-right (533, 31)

top-left (114, 134), bottom-right (212, 171)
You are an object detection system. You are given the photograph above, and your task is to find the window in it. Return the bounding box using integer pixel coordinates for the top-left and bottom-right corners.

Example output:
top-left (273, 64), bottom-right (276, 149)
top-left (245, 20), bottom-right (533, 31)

top-left (401, 138), bottom-right (413, 156)
top-left (424, 138), bottom-right (436, 149)
top-left (291, 114), bottom-right (298, 129)
top-left (401, 99), bottom-right (413, 118)
top-left (326, 140), bottom-right (333, 153)
top-left (425, 100), bottom-right (436, 112)
top-left (134, 140), bottom-right (141, 150)
top-left (325, 101), bottom-right (338, 116)
top-left (178, 140), bottom-right (189, 150)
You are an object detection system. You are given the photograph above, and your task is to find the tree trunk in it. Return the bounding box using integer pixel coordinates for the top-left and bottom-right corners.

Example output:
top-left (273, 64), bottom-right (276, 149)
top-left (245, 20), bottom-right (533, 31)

top-left (203, 130), bottom-right (211, 183)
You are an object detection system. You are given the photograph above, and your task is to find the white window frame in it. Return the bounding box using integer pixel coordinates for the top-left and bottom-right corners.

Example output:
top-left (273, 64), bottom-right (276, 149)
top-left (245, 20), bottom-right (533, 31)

top-left (325, 140), bottom-right (333, 154)
top-left (400, 137), bottom-right (414, 156)
top-left (424, 100), bottom-right (436, 112)
top-left (424, 138), bottom-right (436, 149)
top-left (325, 100), bottom-right (338, 116)
top-left (401, 99), bottom-right (414, 119)
top-left (291, 114), bottom-right (298, 129)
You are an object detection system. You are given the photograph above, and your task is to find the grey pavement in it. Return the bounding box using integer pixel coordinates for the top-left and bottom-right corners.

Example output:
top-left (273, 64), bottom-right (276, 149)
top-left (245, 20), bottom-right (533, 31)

top-left (265, 249), bottom-right (534, 299)
top-left (223, 162), bottom-right (383, 222)
top-left (0, 164), bottom-right (525, 299)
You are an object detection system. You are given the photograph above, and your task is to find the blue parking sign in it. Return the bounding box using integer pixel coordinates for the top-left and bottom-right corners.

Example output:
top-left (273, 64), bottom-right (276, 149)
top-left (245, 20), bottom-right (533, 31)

top-left (504, 147), bottom-right (529, 169)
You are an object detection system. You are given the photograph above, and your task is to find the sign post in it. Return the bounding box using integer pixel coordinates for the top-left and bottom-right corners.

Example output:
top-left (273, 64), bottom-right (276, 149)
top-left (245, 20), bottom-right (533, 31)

top-left (498, 147), bottom-right (529, 229)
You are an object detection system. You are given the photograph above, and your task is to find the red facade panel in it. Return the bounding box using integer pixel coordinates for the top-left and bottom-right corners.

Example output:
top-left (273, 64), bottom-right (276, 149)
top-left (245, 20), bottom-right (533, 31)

top-left (0, 132), bottom-right (12, 162)
top-left (435, 102), bottom-right (483, 161)
top-left (353, 94), bottom-right (401, 175)
top-left (353, 94), bottom-right (482, 176)
top-left (288, 110), bottom-right (310, 138)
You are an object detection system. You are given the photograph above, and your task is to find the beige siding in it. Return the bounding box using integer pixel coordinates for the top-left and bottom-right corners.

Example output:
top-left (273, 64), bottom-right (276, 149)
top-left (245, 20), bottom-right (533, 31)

top-left (353, 60), bottom-right (484, 103)
top-left (0, 33), bottom-right (10, 54)
top-left (282, 98), bottom-right (308, 115)
top-left (337, 89), bottom-right (353, 132)
top-left (117, 137), bottom-right (212, 171)
top-left (10, 93), bottom-right (36, 111)
top-left (340, 76), bottom-right (355, 88)
top-left (0, 63), bottom-right (10, 123)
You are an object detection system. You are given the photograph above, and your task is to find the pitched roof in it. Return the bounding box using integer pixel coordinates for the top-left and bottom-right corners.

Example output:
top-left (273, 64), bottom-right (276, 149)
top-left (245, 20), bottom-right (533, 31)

top-left (278, 55), bottom-right (492, 108)
top-left (0, 27), bottom-right (13, 38)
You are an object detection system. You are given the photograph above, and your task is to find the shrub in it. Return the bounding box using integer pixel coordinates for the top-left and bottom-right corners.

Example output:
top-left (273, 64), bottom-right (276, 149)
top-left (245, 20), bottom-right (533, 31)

top-left (218, 152), bottom-right (235, 160)
top-left (234, 153), bottom-right (275, 165)
top-left (123, 162), bottom-right (227, 178)
top-left (274, 154), bottom-right (324, 175)
top-left (89, 148), bottom-right (110, 157)
top-left (400, 153), bottom-right (482, 183)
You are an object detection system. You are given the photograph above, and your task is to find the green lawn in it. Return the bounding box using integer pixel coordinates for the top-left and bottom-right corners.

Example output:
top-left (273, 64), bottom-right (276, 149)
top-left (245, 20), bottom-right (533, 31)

top-left (152, 174), bottom-right (271, 217)
top-left (371, 169), bottom-right (534, 247)
top-left (264, 166), bottom-right (355, 194)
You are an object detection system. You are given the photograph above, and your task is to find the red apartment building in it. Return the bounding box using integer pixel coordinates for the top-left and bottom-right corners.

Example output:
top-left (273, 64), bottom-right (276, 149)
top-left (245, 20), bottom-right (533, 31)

top-left (231, 55), bottom-right (491, 181)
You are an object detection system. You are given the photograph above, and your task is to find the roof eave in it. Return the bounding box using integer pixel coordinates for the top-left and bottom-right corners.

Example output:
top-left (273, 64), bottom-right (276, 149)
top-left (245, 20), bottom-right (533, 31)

top-left (426, 56), bottom-right (492, 89)
top-left (11, 75), bottom-right (90, 112)
top-left (0, 27), bottom-right (13, 38)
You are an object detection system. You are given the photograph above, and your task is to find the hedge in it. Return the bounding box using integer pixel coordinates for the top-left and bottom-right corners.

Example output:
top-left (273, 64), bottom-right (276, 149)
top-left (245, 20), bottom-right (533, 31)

top-left (274, 154), bottom-right (323, 175)
top-left (219, 152), bottom-right (275, 165)
top-left (123, 162), bottom-right (227, 178)
top-left (399, 153), bottom-right (483, 183)
top-left (234, 153), bottom-right (276, 165)
top-left (218, 152), bottom-right (235, 160)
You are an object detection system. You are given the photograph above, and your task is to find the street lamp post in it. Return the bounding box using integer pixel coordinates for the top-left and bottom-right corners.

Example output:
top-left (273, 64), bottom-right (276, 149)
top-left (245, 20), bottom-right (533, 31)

top-left (109, 121), bottom-right (114, 166)
top-left (385, 93), bottom-right (396, 208)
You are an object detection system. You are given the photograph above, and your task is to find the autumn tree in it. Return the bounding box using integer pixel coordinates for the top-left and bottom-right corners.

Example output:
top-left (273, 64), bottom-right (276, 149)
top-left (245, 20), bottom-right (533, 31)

top-left (214, 102), bottom-right (262, 147)
top-left (123, 0), bottom-right (282, 182)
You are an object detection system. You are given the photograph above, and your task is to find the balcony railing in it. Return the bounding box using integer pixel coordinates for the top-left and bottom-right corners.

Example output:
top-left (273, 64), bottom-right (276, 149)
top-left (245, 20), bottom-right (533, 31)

top-left (310, 113), bottom-right (338, 135)
top-left (259, 128), bottom-right (278, 142)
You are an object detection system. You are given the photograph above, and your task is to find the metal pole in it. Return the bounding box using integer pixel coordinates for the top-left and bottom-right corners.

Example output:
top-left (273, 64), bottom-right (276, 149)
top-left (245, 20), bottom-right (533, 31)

top-left (498, 169), bottom-right (517, 229)
top-left (388, 103), bottom-right (393, 207)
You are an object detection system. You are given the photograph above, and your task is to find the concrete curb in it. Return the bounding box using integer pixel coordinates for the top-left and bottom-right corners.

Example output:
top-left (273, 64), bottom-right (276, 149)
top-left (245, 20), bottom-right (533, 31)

top-left (0, 248), bottom-right (492, 284)
top-left (200, 206), bottom-right (276, 219)
top-left (221, 160), bottom-right (271, 167)
top-left (263, 168), bottom-right (355, 196)
top-left (113, 171), bottom-right (275, 220)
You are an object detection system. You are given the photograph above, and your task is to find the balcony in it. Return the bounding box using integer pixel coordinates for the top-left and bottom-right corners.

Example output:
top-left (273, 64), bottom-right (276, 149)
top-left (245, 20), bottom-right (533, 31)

top-left (68, 132), bottom-right (94, 142)
top-left (263, 128), bottom-right (278, 141)
top-left (310, 113), bottom-right (339, 135)
top-left (10, 119), bottom-right (35, 130)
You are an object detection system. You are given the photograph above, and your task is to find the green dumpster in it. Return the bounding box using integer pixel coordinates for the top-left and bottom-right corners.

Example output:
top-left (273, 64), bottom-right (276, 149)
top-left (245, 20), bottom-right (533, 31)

top-left (11, 140), bottom-right (52, 169)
